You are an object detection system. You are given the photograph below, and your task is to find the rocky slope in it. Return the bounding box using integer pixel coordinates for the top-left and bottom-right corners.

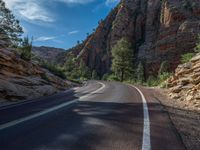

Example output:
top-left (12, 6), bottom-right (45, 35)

top-left (32, 46), bottom-right (65, 63)
top-left (168, 53), bottom-right (200, 111)
top-left (68, 0), bottom-right (200, 77)
top-left (0, 48), bottom-right (71, 103)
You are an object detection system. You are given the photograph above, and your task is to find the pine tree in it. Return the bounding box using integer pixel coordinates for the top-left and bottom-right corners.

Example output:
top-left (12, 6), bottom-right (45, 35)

top-left (111, 38), bottom-right (134, 82)
top-left (0, 0), bottom-right (23, 46)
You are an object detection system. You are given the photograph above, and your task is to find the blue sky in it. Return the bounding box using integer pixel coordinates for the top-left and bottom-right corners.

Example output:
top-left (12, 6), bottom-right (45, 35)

top-left (5, 0), bottom-right (120, 49)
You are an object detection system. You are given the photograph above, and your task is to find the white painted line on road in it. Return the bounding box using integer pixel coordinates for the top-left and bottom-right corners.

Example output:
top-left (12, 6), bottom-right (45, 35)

top-left (0, 99), bottom-right (78, 131)
top-left (0, 81), bottom-right (106, 131)
top-left (130, 85), bottom-right (151, 150)
top-left (78, 81), bottom-right (106, 100)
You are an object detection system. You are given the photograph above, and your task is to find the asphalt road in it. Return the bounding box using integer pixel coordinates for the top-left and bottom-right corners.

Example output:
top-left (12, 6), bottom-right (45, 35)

top-left (0, 81), bottom-right (186, 150)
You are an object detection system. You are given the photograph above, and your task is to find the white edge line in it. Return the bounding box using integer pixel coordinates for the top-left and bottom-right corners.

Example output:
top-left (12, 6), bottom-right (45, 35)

top-left (130, 85), bottom-right (151, 150)
top-left (0, 81), bottom-right (106, 131)
top-left (78, 81), bottom-right (106, 100)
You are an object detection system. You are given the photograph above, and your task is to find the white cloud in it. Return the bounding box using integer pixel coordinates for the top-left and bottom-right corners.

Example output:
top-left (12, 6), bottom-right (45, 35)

top-left (34, 36), bottom-right (56, 42)
top-left (105, 0), bottom-right (120, 6)
top-left (5, 0), bottom-right (54, 23)
top-left (55, 0), bottom-right (94, 4)
top-left (68, 30), bottom-right (79, 35)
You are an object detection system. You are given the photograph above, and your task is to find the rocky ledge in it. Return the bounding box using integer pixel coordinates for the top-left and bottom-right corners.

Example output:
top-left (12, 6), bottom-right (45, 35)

top-left (168, 54), bottom-right (200, 110)
top-left (0, 48), bottom-right (72, 103)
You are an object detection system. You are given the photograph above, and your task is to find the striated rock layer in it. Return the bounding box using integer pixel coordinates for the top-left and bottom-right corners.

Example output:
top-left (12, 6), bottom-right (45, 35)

top-left (168, 53), bottom-right (200, 110)
top-left (68, 0), bottom-right (200, 77)
top-left (0, 48), bottom-right (71, 102)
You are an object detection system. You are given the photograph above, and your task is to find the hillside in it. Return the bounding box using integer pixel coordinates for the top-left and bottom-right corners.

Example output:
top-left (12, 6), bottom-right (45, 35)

top-left (32, 46), bottom-right (65, 63)
top-left (66, 0), bottom-right (200, 77)
top-left (0, 47), bottom-right (72, 103)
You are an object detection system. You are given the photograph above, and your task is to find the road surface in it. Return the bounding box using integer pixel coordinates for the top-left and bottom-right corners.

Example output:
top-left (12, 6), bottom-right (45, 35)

top-left (0, 81), bottom-right (185, 150)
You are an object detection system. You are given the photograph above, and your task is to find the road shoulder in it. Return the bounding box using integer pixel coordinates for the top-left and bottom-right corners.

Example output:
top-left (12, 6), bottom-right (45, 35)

top-left (141, 86), bottom-right (200, 150)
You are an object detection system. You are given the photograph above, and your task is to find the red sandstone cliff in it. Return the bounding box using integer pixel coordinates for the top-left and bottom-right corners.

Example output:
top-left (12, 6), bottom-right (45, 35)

top-left (68, 0), bottom-right (200, 77)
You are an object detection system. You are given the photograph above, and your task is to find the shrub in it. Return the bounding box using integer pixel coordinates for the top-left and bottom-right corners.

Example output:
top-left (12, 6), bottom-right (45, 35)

top-left (181, 53), bottom-right (195, 63)
top-left (41, 62), bottom-right (66, 79)
top-left (91, 70), bottom-right (99, 80)
top-left (146, 76), bottom-right (159, 87)
top-left (159, 72), bottom-right (171, 82)
top-left (19, 36), bottom-right (32, 61)
top-left (102, 73), bottom-right (110, 81)
top-left (158, 61), bottom-right (169, 76)
top-left (106, 74), bottom-right (120, 81)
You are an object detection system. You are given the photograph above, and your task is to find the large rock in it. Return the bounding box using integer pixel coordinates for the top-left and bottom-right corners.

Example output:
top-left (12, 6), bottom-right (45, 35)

top-left (168, 53), bottom-right (200, 109)
top-left (0, 48), bottom-right (70, 102)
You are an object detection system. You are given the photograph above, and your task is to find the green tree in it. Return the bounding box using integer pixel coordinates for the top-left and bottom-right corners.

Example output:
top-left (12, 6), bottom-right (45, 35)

top-left (136, 62), bottom-right (145, 84)
top-left (19, 36), bottom-right (32, 61)
top-left (64, 55), bottom-right (76, 73)
top-left (79, 59), bottom-right (91, 79)
top-left (111, 38), bottom-right (134, 82)
top-left (0, 0), bottom-right (23, 46)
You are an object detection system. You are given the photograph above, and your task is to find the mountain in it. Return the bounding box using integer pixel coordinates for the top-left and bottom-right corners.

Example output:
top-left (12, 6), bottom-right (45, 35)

top-left (32, 46), bottom-right (65, 63)
top-left (67, 0), bottom-right (200, 77)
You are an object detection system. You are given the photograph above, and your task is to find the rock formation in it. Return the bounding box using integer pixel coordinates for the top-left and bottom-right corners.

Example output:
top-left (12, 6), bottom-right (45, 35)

top-left (0, 48), bottom-right (71, 102)
top-left (168, 53), bottom-right (200, 110)
top-left (68, 0), bottom-right (200, 77)
top-left (32, 46), bottom-right (65, 64)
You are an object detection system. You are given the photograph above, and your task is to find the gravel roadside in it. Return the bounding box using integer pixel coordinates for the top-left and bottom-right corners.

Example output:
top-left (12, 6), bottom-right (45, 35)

top-left (142, 87), bottom-right (200, 150)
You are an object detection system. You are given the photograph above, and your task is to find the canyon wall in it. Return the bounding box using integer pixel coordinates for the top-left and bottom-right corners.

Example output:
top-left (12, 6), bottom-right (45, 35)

top-left (68, 0), bottom-right (200, 77)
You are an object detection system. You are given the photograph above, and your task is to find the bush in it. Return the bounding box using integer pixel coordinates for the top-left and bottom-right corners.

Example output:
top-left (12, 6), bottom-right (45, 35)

top-left (19, 37), bottom-right (32, 61)
top-left (41, 62), bottom-right (66, 79)
top-left (107, 74), bottom-right (120, 81)
top-left (91, 70), bottom-right (99, 80)
top-left (146, 76), bottom-right (159, 87)
top-left (101, 73), bottom-right (119, 81)
top-left (102, 73), bottom-right (109, 80)
top-left (158, 61), bottom-right (169, 76)
top-left (159, 72), bottom-right (171, 82)
top-left (181, 53), bottom-right (195, 63)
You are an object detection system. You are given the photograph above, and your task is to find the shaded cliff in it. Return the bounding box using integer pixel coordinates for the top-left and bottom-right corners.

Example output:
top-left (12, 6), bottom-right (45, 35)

top-left (68, 0), bottom-right (200, 77)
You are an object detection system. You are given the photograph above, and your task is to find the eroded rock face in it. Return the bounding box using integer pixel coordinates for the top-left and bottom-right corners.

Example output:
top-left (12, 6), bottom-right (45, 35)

top-left (69, 0), bottom-right (200, 77)
top-left (0, 48), bottom-right (70, 102)
top-left (168, 53), bottom-right (200, 110)
top-left (32, 46), bottom-right (65, 64)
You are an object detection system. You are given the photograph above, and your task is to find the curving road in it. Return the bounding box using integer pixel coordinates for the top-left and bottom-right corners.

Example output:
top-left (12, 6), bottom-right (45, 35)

top-left (0, 81), bottom-right (185, 150)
